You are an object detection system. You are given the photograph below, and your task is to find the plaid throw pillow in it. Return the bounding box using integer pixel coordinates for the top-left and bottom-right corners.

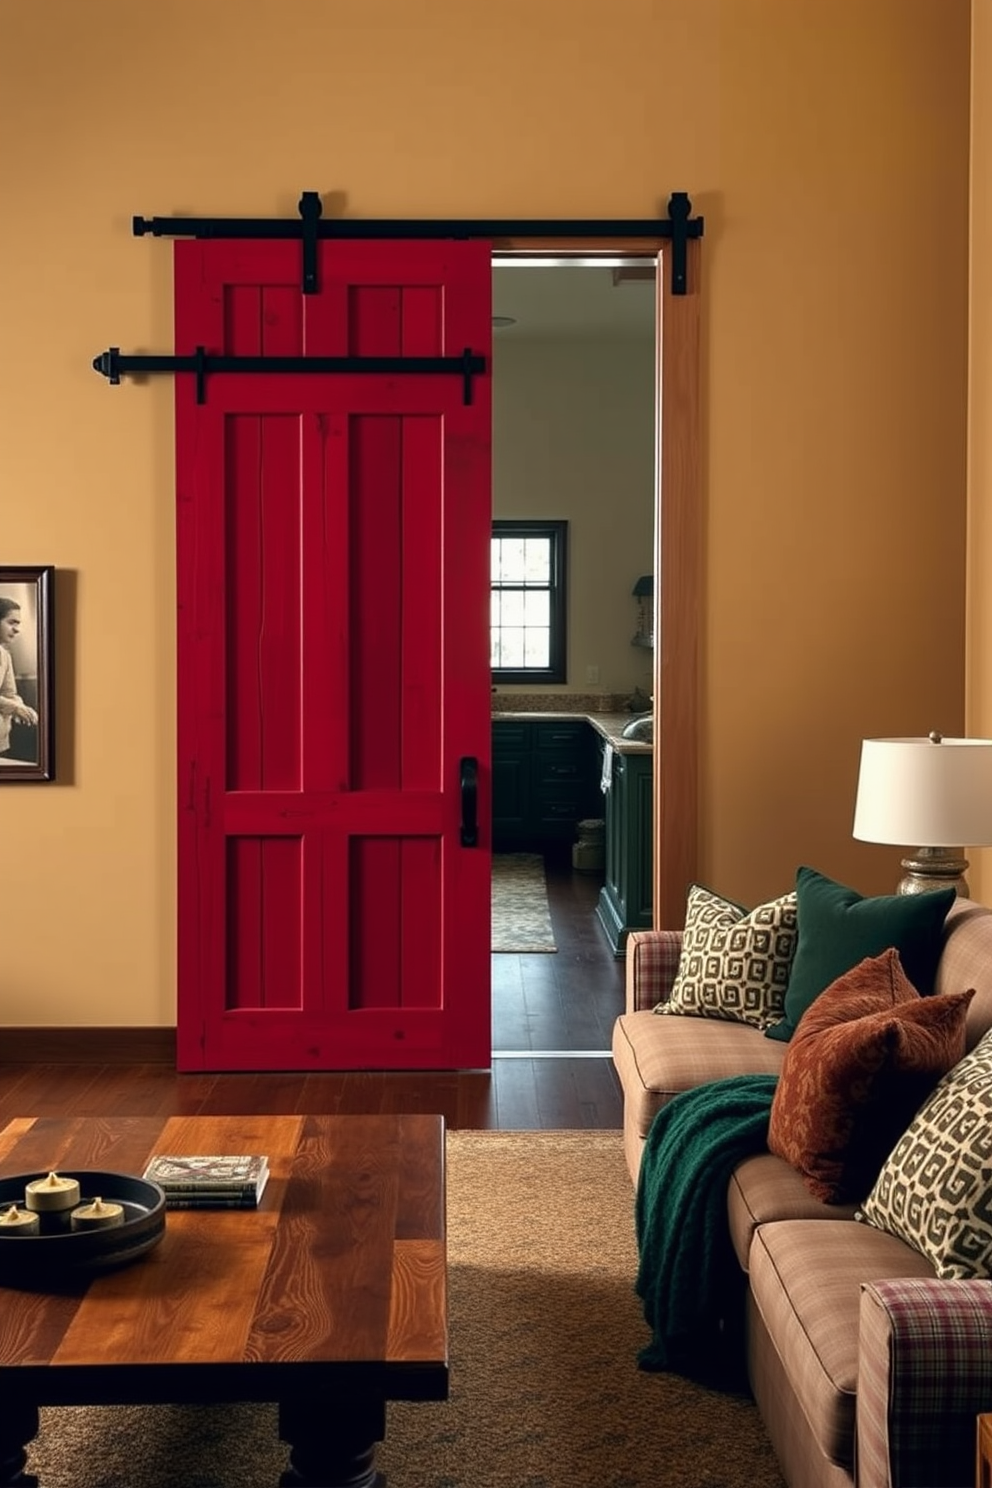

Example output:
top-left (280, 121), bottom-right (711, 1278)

top-left (657, 883), bottom-right (798, 1031)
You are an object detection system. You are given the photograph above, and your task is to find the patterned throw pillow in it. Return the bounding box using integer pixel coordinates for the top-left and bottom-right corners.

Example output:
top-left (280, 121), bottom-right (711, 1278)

top-left (767, 948), bottom-right (974, 1204)
top-left (657, 883), bottom-right (798, 1031)
top-left (858, 1029), bottom-right (992, 1278)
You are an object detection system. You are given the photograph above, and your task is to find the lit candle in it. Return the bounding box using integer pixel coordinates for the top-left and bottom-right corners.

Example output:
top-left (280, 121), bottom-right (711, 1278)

top-left (0, 1204), bottom-right (40, 1235)
top-left (70, 1196), bottom-right (124, 1231)
top-left (25, 1172), bottom-right (81, 1213)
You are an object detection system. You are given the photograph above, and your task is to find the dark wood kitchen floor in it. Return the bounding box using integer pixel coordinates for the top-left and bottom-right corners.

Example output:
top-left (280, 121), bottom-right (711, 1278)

top-left (0, 849), bottom-right (627, 1132)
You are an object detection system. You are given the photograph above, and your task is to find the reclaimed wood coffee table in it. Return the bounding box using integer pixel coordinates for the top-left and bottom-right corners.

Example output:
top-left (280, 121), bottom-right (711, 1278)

top-left (0, 1112), bottom-right (447, 1487)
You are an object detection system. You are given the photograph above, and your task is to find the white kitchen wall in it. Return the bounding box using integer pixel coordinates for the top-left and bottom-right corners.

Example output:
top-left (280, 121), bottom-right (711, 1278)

top-left (491, 329), bottom-right (656, 699)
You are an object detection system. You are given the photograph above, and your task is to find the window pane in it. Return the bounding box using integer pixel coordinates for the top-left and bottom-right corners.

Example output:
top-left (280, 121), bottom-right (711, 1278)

top-left (493, 537), bottom-right (527, 582)
top-left (523, 590), bottom-right (549, 625)
top-left (499, 628), bottom-right (526, 668)
top-left (500, 592), bottom-right (527, 626)
top-left (522, 539), bottom-right (550, 582)
top-left (524, 629), bottom-right (550, 667)
top-left (492, 536), bottom-right (553, 585)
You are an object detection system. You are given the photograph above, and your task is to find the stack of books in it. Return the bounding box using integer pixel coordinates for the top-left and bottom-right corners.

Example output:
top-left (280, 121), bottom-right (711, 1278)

top-left (141, 1154), bottom-right (269, 1209)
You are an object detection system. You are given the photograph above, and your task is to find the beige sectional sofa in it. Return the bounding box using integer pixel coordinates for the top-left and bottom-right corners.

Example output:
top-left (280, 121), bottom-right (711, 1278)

top-left (612, 894), bottom-right (992, 1488)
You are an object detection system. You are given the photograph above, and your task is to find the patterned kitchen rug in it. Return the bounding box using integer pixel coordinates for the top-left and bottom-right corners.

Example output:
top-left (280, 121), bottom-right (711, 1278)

top-left (491, 852), bottom-right (558, 953)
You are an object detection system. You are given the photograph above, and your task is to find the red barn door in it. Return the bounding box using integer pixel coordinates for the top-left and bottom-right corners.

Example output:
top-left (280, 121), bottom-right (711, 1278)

top-left (173, 239), bottom-right (492, 1071)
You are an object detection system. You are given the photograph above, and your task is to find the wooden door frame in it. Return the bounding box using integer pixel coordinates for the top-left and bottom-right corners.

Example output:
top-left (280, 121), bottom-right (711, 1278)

top-left (496, 236), bottom-right (700, 931)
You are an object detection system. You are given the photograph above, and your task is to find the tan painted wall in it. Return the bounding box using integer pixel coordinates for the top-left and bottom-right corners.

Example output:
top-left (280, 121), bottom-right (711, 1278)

top-left (969, 3), bottom-right (992, 905)
top-left (0, 0), bottom-right (971, 1026)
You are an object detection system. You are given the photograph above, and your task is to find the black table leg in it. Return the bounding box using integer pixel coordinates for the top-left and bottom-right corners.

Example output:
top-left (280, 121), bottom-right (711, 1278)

top-left (278, 1397), bottom-right (386, 1488)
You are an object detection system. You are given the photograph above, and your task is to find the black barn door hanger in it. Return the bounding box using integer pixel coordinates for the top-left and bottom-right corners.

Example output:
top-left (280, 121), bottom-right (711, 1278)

top-left (92, 189), bottom-right (704, 405)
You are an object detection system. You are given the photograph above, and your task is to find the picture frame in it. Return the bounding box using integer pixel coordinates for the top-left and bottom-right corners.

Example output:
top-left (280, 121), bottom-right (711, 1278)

top-left (0, 566), bottom-right (55, 782)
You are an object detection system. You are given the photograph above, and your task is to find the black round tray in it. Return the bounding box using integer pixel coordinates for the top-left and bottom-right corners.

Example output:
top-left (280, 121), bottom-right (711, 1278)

top-left (0, 1171), bottom-right (166, 1285)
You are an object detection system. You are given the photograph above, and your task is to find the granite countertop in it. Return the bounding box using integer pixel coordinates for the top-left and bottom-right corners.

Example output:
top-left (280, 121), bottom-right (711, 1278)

top-left (586, 713), bottom-right (653, 754)
top-left (491, 700), bottom-right (653, 754)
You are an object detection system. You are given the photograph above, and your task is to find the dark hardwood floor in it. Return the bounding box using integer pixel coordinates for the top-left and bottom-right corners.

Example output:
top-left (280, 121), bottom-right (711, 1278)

top-left (493, 846), bottom-right (624, 1053)
top-left (0, 849), bottom-right (627, 1132)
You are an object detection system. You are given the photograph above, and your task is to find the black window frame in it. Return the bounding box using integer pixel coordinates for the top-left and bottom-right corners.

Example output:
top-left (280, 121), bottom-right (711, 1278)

top-left (490, 519), bottom-right (567, 685)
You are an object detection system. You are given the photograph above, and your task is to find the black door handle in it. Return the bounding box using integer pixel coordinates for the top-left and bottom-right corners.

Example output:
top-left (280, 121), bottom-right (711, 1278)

top-left (460, 756), bottom-right (478, 846)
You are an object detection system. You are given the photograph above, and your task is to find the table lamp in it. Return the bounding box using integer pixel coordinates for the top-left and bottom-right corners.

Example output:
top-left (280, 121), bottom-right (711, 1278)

top-left (852, 732), bottom-right (992, 895)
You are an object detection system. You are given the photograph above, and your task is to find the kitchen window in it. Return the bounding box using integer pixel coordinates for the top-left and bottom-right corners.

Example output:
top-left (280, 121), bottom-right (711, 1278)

top-left (490, 520), bottom-right (567, 684)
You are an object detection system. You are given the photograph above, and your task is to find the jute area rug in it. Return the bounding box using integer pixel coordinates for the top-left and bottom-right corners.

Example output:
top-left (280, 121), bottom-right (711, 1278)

top-left (491, 851), bottom-right (558, 953)
top-left (27, 1131), bottom-right (785, 1488)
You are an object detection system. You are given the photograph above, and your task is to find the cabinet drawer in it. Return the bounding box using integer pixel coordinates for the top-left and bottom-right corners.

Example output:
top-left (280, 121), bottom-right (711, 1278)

top-left (493, 722), bottom-right (530, 753)
top-left (534, 721), bottom-right (586, 751)
top-left (533, 786), bottom-right (583, 821)
top-left (535, 756), bottom-right (585, 785)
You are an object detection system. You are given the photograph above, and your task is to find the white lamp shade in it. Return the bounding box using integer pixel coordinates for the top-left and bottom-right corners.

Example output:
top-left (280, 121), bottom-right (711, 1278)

top-left (853, 736), bottom-right (992, 848)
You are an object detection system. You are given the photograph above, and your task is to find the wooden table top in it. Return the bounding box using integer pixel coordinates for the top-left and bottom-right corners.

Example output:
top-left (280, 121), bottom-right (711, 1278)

top-left (0, 1113), bottom-right (447, 1408)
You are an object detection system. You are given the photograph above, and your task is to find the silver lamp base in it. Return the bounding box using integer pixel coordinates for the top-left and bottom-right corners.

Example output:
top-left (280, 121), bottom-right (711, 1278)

top-left (897, 845), bottom-right (970, 897)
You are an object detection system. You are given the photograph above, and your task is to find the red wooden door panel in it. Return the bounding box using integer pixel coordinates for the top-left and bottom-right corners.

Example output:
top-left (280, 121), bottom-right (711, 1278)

top-left (174, 239), bottom-right (492, 1071)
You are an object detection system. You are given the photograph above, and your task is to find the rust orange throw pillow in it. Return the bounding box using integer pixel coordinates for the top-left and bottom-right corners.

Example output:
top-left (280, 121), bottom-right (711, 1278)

top-left (767, 947), bottom-right (974, 1204)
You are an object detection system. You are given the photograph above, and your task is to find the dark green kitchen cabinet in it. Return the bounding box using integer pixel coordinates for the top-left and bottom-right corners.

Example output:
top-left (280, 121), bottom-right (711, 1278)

top-left (492, 722), bottom-right (530, 839)
top-left (492, 719), bottom-right (598, 847)
top-left (596, 746), bottom-right (654, 955)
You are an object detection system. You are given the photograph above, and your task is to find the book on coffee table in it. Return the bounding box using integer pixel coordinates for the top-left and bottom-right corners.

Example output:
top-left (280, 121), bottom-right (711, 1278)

top-left (141, 1154), bottom-right (269, 1208)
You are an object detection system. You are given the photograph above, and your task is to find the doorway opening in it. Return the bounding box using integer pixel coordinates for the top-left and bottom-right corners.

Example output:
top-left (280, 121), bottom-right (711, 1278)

top-left (490, 254), bottom-right (657, 1053)
top-left (491, 256), bottom-right (656, 706)
top-left (487, 232), bottom-right (702, 944)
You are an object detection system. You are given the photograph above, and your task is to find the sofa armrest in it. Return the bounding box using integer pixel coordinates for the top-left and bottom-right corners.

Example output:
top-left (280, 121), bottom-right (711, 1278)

top-left (857, 1277), bottom-right (992, 1488)
top-left (624, 930), bottom-right (684, 1014)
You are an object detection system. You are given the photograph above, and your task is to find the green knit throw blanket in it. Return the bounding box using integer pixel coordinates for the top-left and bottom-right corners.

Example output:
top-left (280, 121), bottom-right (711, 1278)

top-left (635, 1073), bottom-right (778, 1372)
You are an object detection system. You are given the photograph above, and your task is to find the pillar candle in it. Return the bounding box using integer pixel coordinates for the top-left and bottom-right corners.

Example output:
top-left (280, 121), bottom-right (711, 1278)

top-left (25, 1172), bottom-right (81, 1212)
top-left (0, 1204), bottom-right (40, 1235)
top-left (70, 1196), bottom-right (125, 1231)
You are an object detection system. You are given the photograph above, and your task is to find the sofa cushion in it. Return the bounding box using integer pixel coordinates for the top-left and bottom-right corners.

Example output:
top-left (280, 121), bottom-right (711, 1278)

top-left (657, 883), bottom-right (798, 1030)
top-left (858, 1027), bottom-right (992, 1277)
top-left (766, 949), bottom-right (974, 1204)
top-left (612, 1009), bottom-right (786, 1142)
top-left (765, 867), bottom-right (955, 1042)
top-left (747, 1218), bottom-right (935, 1474)
top-left (727, 1152), bottom-right (859, 1271)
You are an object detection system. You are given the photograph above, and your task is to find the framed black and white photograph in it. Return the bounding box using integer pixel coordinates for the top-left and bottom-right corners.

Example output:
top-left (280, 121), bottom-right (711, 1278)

top-left (0, 566), bottom-right (54, 782)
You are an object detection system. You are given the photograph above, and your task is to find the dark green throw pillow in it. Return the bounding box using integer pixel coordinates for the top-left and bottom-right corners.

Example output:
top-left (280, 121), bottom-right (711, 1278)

top-left (764, 867), bottom-right (955, 1043)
